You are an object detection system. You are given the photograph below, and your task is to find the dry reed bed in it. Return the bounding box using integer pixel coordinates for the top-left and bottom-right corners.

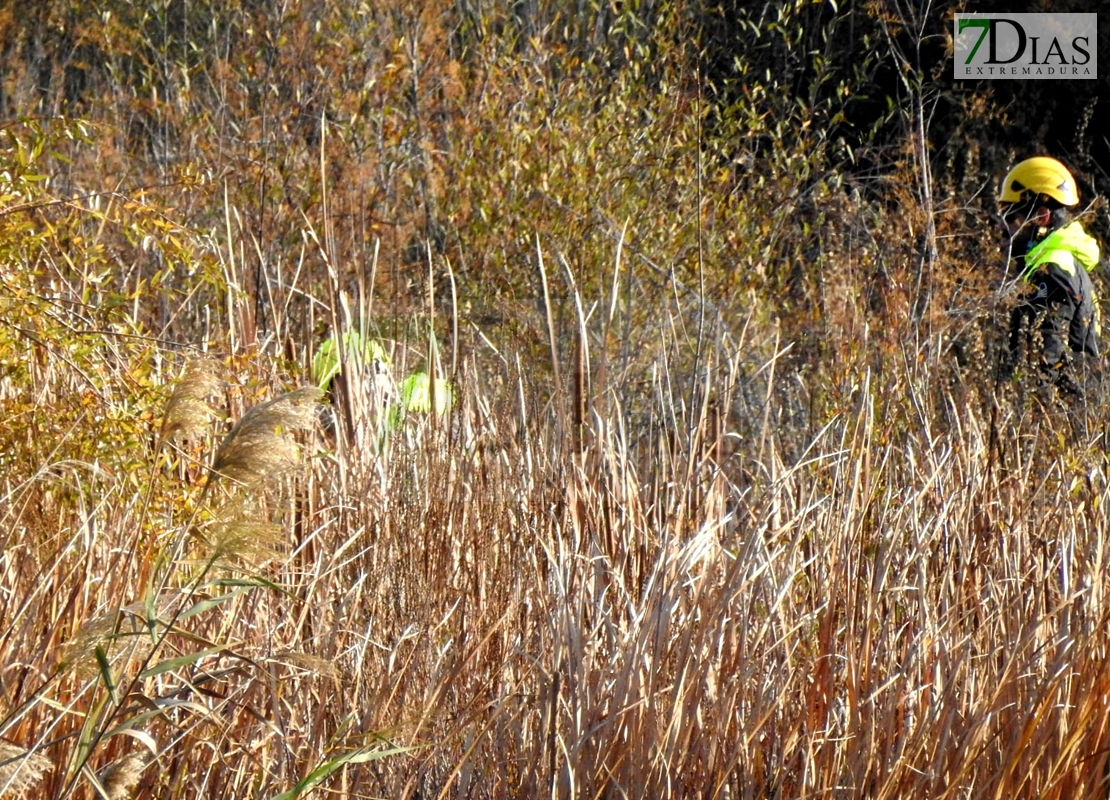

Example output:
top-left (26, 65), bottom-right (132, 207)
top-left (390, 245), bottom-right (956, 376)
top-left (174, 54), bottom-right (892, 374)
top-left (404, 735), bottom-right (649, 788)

top-left (281, 348), bottom-right (1110, 798)
top-left (2, 333), bottom-right (1110, 799)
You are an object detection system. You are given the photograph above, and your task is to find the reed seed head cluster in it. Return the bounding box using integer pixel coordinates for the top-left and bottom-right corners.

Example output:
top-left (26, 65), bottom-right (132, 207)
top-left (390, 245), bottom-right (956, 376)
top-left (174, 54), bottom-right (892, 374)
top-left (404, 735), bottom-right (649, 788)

top-left (209, 386), bottom-right (322, 488)
top-left (96, 753), bottom-right (148, 800)
top-left (0, 741), bottom-right (52, 797)
top-left (160, 358), bottom-right (223, 444)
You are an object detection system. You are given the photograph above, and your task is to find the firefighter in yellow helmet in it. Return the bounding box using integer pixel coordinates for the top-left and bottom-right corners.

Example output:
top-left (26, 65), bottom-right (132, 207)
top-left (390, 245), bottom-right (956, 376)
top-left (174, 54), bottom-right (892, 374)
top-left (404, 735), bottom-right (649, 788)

top-left (1000, 156), bottom-right (1101, 396)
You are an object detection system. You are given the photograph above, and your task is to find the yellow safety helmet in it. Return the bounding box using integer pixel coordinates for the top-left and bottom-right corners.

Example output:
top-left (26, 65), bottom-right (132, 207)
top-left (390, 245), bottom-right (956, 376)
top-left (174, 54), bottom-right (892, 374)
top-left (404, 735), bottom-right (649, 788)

top-left (999, 156), bottom-right (1079, 207)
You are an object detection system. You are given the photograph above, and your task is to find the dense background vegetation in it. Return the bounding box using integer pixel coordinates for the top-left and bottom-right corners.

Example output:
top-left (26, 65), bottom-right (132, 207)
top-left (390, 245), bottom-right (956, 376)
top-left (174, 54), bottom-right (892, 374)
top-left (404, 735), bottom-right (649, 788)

top-left (1, 0), bottom-right (1109, 797)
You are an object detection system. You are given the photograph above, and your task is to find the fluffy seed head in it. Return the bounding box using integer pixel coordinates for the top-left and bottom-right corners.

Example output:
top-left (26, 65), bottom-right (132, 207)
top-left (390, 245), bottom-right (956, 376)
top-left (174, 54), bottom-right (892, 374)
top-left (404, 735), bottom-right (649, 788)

top-left (161, 358), bottom-right (223, 443)
top-left (210, 387), bottom-right (322, 487)
top-left (60, 598), bottom-right (169, 677)
top-left (208, 516), bottom-right (285, 566)
top-left (0, 741), bottom-right (52, 795)
top-left (97, 753), bottom-right (148, 800)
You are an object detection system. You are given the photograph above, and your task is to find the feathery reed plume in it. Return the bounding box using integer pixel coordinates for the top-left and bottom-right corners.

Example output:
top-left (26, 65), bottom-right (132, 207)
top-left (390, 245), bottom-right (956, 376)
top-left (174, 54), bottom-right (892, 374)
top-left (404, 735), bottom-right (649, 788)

top-left (207, 516), bottom-right (285, 567)
top-left (0, 741), bottom-right (52, 795)
top-left (160, 358), bottom-right (223, 444)
top-left (96, 753), bottom-right (148, 800)
top-left (61, 598), bottom-right (171, 677)
top-left (268, 651), bottom-right (341, 679)
top-left (209, 387), bottom-right (322, 487)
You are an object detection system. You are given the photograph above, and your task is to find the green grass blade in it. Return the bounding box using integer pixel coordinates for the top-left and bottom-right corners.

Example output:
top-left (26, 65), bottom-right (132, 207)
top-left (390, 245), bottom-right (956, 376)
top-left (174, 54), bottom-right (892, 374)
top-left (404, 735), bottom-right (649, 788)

top-left (138, 645), bottom-right (227, 679)
top-left (269, 744), bottom-right (418, 800)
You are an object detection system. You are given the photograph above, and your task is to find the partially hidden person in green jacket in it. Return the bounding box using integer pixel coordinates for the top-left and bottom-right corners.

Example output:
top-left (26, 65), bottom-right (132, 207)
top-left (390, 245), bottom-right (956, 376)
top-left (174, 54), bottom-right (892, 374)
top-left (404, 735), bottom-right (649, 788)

top-left (1000, 156), bottom-right (1102, 397)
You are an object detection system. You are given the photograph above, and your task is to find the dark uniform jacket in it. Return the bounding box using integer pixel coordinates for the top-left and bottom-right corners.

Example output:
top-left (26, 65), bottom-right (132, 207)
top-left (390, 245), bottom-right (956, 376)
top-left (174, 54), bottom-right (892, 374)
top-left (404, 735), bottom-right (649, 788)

top-left (1009, 220), bottom-right (1100, 366)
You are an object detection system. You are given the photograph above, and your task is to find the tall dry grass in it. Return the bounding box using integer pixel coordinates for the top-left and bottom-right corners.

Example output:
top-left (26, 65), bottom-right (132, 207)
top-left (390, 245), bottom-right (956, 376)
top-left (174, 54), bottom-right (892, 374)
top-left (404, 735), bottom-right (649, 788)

top-left (5, 226), bottom-right (1110, 798)
top-left (1, 8), bottom-right (1109, 796)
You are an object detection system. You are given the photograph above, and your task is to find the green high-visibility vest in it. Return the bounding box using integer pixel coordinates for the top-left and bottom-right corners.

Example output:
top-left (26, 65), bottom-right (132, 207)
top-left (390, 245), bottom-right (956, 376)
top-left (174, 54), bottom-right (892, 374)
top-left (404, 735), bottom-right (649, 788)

top-left (1022, 221), bottom-right (1100, 280)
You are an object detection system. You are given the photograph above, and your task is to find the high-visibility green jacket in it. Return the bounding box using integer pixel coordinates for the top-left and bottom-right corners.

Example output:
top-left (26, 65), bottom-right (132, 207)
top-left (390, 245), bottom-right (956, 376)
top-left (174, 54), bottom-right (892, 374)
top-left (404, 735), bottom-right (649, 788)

top-left (1022, 221), bottom-right (1100, 281)
top-left (1016, 220), bottom-right (1101, 356)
